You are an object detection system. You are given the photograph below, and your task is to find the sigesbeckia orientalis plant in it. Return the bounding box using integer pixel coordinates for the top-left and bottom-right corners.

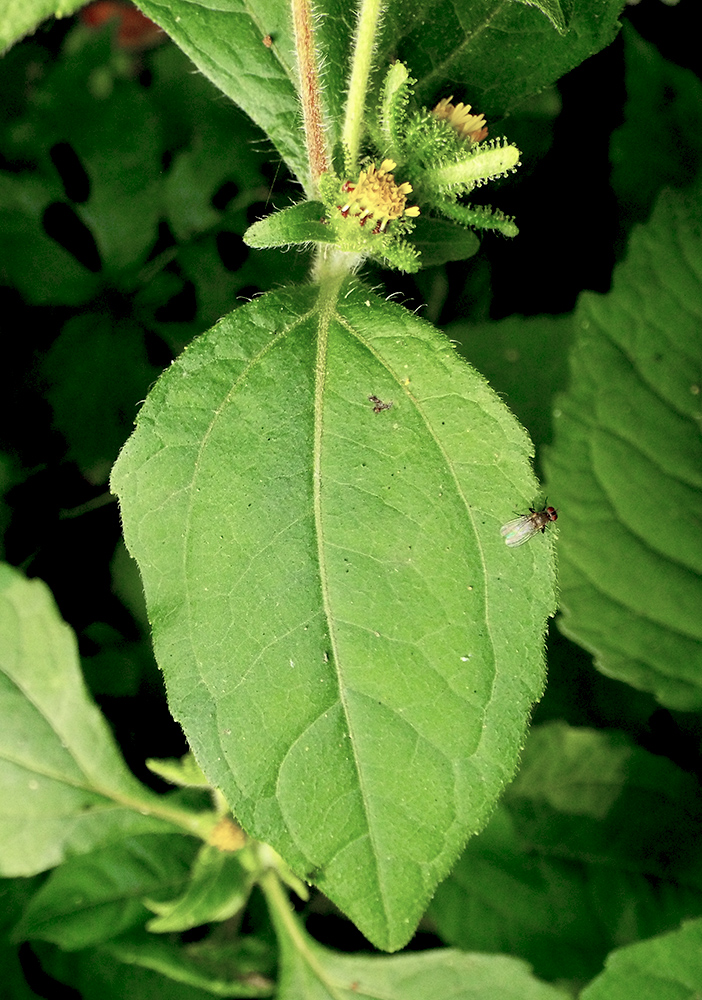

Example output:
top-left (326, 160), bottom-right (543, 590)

top-left (108, 0), bottom-right (583, 954)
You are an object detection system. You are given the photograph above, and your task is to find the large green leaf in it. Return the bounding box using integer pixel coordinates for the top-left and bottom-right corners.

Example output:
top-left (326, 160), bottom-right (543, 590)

top-left (544, 183), bottom-right (702, 710)
top-left (580, 917), bottom-right (702, 1000)
top-left (0, 564), bottom-right (210, 877)
top-left (111, 279), bottom-right (557, 950)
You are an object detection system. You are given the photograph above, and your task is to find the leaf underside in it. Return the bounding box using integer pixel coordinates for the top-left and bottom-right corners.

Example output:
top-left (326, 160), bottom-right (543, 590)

top-left (112, 280), bottom-right (556, 950)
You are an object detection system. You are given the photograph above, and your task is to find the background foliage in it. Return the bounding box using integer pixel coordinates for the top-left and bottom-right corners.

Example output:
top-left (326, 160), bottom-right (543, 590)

top-left (2, 0), bottom-right (702, 997)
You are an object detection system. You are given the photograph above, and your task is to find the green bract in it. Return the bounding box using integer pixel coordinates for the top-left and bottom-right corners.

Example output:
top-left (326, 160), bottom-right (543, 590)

top-left (374, 62), bottom-right (521, 236)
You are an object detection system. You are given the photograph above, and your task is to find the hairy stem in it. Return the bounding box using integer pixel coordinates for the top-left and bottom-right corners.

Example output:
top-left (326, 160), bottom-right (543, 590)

top-left (292, 0), bottom-right (329, 195)
top-left (342, 0), bottom-right (385, 172)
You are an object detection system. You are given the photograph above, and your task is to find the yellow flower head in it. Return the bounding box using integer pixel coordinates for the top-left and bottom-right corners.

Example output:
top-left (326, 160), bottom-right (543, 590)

top-left (339, 159), bottom-right (420, 233)
top-left (208, 816), bottom-right (246, 851)
top-left (432, 97), bottom-right (488, 143)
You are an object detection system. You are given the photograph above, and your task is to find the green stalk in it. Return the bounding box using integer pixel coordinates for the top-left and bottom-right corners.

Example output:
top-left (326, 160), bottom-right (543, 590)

top-left (100, 782), bottom-right (220, 840)
top-left (342, 0), bottom-right (385, 172)
top-left (260, 868), bottom-right (346, 999)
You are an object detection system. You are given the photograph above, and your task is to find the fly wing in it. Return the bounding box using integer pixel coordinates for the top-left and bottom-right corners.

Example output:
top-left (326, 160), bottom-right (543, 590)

top-left (500, 515), bottom-right (537, 547)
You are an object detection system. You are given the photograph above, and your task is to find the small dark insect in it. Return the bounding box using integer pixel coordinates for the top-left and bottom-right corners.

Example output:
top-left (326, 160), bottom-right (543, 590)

top-left (501, 505), bottom-right (558, 547)
top-left (262, 33), bottom-right (273, 47)
top-left (369, 395), bottom-right (393, 413)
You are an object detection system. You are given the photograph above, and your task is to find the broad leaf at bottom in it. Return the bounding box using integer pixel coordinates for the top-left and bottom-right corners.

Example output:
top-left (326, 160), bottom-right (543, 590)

top-left (111, 279), bottom-right (556, 949)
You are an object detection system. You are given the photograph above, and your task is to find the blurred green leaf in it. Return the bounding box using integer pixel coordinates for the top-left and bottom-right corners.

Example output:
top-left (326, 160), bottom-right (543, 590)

top-left (164, 147), bottom-right (230, 244)
top-left (146, 755), bottom-right (210, 789)
top-left (135, 0), bottom-right (312, 189)
top-left (42, 314), bottom-right (160, 483)
top-left (450, 313), bottom-right (574, 456)
top-left (1, 28), bottom-right (280, 333)
top-left (508, 723), bottom-right (702, 871)
top-left (6, 29), bottom-right (164, 276)
top-left (580, 917), bottom-right (702, 1000)
top-left (277, 948), bottom-right (571, 999)
top-left (410, 216), bottom-right (480, 267)
top-left (140, 43), bottom-right (309, 334)
top-left (0, 0), bottom-right (85, 54)
top-left (267, 876), bottom-right (570, 999)
top-left (40, 932), bottom-right (275, 999)
top-left (145, 844), bottom-right (254, 932)
top-left (544, 183), bottom-right (702, 710)
top-left (13, 834), bottom-right (198, 950)
top-left (103, 932), bottom-right (275, 997)
top-left (1, 877), bottom-right (45, 1000)
top-left (0, 564), bottom-right (207, 877)
top-left (0, 171), bottom-right (101, 305)
top-left (111, 280), bottom-right (556, 950)
top-left (0, 29), bottom-right (162, 298)
top-left (611, 24), bottom-right (702, 232)
top-left (147, 41), bottom-right (268, 201)
top-left (156, 65), bottom-right (268, 245)
top-left (430, 804), bottom-right (611, 982)
top-left (431, 721), bottom-right (702, 981)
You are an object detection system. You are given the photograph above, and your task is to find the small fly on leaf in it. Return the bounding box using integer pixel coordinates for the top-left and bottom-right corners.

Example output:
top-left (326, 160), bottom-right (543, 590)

top-left (501, 505), bottom-right (558, 547)
top-left (369, 395), bottom-right (393, 413)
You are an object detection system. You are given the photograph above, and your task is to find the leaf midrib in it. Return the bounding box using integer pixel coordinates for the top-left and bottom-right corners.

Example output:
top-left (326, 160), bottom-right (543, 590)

top-left (310, 283), bottom-right (499, 917)
top-left (310, 280), bottom-right (386, 905)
